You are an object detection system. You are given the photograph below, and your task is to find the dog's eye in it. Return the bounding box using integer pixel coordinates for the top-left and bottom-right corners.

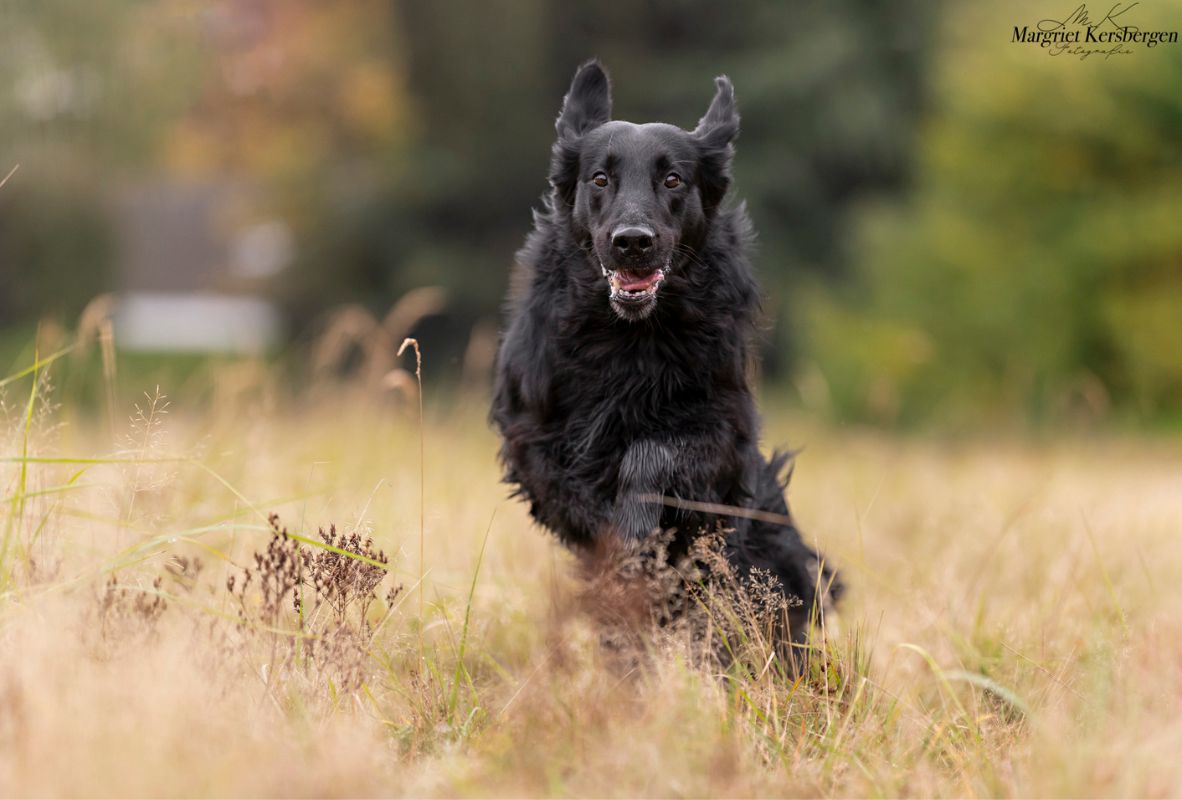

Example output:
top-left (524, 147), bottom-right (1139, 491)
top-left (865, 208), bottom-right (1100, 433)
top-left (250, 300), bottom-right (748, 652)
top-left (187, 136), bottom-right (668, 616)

top-left (663, 173), bottom-right (682, 189)
top-left (591, 172), bottom-right (609, 188)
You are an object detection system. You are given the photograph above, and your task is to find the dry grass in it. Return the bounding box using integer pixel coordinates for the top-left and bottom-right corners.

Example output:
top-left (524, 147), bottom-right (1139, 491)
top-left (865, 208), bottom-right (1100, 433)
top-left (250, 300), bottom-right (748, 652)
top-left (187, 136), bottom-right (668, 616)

top-left (1, 348), bottom-right (1181, 798)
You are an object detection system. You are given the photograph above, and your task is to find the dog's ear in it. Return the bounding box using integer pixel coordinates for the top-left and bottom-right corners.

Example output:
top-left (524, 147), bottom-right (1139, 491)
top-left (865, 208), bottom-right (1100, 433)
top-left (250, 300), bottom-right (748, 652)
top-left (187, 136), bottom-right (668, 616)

top-left (693, 76), bottom-right (740, 215)
top-left (693, 76), bottom-right (740, 150)
top-left (556, 60), bottom-right (612, 140)
top-left (550, 60), bottom-right (610, 209)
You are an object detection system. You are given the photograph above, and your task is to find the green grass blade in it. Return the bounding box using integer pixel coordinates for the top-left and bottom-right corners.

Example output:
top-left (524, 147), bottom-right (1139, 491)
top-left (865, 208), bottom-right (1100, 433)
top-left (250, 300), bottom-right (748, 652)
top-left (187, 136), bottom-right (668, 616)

top-left (0, 343), bottom-right (74, 391)
top-left (448, 509), bottom-right (495, 722)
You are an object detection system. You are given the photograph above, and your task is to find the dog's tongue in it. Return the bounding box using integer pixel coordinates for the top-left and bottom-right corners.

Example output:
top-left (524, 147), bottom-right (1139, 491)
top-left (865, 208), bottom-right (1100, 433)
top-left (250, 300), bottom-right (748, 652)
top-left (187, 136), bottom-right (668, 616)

top-left (617, 271), bottom-right (660, 291)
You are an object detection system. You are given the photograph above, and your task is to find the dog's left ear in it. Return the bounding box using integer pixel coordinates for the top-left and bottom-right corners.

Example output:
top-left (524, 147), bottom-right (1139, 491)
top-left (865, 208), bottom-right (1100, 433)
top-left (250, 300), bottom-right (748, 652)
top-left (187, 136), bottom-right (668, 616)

top-left (693, 76), bottom-right (740, 152)
top-left (693, 76), bottom-right (740, 215)
top-left (556, 60), bottom-right (612, 140)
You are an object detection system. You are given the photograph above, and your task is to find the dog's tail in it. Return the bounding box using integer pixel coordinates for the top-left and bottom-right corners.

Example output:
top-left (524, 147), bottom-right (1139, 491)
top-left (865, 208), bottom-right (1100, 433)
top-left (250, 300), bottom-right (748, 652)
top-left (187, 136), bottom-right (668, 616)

top-left (733, 450), bottom-right (844, 620)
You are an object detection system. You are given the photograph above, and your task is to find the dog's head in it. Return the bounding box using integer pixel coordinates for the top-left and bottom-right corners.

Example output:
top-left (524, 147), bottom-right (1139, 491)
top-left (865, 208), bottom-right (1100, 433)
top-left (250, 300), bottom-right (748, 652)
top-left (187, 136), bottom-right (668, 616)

top-left (549, 60), bottom-right (740, 321)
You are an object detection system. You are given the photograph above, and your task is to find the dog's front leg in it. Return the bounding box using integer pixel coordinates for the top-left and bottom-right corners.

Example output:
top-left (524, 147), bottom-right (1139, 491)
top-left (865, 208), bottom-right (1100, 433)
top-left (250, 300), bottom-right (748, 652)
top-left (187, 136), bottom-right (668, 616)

top-left (611, 439), bottom-right (676, 541)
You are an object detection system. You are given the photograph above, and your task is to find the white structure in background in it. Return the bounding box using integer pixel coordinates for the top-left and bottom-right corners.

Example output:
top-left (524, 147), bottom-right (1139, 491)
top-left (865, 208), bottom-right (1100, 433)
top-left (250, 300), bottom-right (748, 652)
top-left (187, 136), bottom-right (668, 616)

top-left (114, 292), bottom-right (281, 354)
top-left (112, 181), bottom-right (290, 354)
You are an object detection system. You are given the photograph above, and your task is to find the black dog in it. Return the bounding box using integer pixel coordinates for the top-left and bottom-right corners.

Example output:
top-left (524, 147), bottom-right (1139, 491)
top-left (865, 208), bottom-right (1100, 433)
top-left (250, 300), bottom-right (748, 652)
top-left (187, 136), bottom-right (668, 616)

top-left (492, 61), bottom-right (840, 654)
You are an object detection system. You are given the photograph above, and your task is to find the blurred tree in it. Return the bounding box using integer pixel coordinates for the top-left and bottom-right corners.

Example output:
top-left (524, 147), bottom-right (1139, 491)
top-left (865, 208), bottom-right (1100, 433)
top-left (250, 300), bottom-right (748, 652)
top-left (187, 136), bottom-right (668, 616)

top-left (158, 1), bottom-right (414, 315)
top-left (0, 1), bottom-right (411, 326)
top-left (807, 2), bottom-right (1182, 425)
top-left (0, 0), bottom-right (203, 324)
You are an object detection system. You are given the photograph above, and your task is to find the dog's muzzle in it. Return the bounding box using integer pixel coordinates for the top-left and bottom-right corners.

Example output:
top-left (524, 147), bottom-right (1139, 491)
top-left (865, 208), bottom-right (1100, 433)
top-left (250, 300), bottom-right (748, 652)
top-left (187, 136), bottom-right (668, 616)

top-left (602, 264), bottom-right (666, 302)
top-left (599, 257), bottom-right (670, 320)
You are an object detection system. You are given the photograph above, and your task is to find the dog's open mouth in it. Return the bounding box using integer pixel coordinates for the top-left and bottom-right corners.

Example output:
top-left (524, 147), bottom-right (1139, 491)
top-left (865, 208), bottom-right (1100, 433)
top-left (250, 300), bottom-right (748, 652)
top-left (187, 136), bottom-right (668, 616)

top-left (605, 268), bottom-right (666, 303)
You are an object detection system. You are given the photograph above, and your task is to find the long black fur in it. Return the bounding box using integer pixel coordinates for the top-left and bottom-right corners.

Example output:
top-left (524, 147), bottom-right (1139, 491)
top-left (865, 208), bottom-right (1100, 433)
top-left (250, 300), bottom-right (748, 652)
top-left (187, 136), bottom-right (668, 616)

top-left (492, 60), bottom-right (841, 653)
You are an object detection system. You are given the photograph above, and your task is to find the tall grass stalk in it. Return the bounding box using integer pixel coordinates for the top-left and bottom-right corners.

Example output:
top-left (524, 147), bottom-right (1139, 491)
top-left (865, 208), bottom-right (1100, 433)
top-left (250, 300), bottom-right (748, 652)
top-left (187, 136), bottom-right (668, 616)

top-left (0, 346), bottom-right (41, 589)
top-left (448, 509), bottom-right (494, 730)
top-left (397, 337), bottom-right (426, 661)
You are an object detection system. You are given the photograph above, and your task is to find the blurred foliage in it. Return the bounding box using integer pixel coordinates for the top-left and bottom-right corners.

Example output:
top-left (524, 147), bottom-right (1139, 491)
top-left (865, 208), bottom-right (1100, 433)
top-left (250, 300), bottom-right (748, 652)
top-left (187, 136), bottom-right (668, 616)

top-left (2, 1), bottom-right (1180, 427)
top-left (0, 0), bottom-right (203, 321)
top-left (0, 0), bottom-right (410, 326)
top-left (806, 2), bottom-right (1182, 427)
top-left (1, 0), bottom-right (927, 364)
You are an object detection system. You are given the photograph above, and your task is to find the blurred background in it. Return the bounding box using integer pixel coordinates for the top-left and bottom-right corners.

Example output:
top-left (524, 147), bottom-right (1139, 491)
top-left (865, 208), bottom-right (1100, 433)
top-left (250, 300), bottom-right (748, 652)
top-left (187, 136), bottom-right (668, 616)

top-left (1, 0), bottom-right (1179, 430)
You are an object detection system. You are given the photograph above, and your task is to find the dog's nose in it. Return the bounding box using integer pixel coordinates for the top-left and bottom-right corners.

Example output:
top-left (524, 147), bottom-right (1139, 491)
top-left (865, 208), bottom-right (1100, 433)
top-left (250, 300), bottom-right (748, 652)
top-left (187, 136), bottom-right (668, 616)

top-left (611, 226), bottom-right (655, 259)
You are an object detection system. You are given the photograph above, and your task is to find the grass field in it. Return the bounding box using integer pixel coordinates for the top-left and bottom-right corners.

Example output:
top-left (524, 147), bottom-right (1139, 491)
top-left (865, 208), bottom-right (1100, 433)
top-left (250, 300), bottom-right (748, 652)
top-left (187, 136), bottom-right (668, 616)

top-left (1, 347), bottom-right (1180, 798)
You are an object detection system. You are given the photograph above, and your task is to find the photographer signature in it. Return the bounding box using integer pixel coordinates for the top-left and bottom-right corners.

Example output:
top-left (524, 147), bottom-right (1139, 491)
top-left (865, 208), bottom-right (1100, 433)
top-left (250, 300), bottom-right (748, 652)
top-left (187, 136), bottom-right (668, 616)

top-left (1038, 2), bottom-right (1139, 32)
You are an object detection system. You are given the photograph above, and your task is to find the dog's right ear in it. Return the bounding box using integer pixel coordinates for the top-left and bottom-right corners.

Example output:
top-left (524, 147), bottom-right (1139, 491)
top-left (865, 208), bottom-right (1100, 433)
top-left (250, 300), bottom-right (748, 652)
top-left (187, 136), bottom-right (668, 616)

top-left (555, 60), bottom-right (611, 140)
top-left (550, 60), bottom-right (610, 209)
